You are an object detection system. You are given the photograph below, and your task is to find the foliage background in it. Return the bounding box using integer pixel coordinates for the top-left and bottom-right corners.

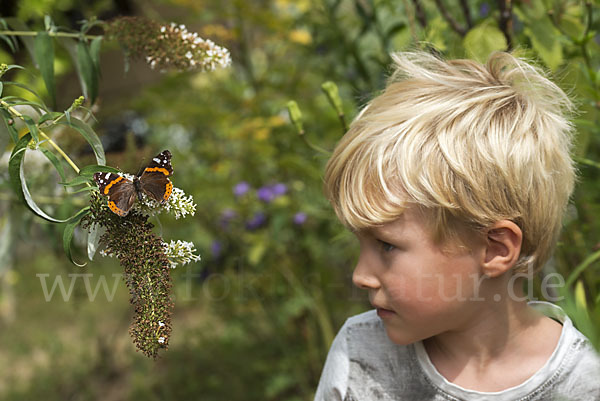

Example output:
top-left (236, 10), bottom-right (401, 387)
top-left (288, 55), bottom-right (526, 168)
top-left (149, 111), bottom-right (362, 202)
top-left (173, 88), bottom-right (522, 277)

top-left (0, 0), bottom-right (599, 399)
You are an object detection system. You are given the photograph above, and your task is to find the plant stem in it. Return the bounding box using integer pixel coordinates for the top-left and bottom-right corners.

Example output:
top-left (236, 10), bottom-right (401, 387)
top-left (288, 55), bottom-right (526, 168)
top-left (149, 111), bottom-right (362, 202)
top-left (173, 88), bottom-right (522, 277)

top-left (0, 30), bottom-right (100, 41)
top-left (0, 99), bottom-right (81, 174)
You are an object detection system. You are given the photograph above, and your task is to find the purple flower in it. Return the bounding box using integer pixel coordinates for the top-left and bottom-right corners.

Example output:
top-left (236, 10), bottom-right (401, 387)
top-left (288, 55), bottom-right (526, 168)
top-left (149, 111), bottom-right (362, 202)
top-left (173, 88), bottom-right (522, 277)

top-left (245, 212), bottom-right (267, 230)
top-left (219, 208), bottom-right (237, 229)
top-left (211, 240), bottom-right (222, 258)
top-left (271, 183), bottom-right (287, 196)
top-left (257, 186), bottom-right (275, 203)
top-left (479, 3), bottom-right (489, 17)
top-left (257, 183), bottom-right (287, 203)
top-left (233, 181), bottom-right (250, 197)
top-left (293, 212), bottom-right (307, 225)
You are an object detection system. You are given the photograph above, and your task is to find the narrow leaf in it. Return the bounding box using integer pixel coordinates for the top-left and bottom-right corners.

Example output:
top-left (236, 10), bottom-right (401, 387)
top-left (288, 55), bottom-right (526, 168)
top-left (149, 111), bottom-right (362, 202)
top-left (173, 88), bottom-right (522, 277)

top-left (0, 34), bottom-right (17, 53)
top-left (3, 81), bottom-right (48, 106)
top-left (56, 38), bottom-right (88, 104)
top-left (21, 115), bottom-right (39, 143)
top-left (87, 223), bottom-right (105, 261)
top-left (63, 206), bottom-right (91, 267)
top-left (77, 40), bottom-right (98, 104)
top-left (60, 175), bottom-right (93, 187)
top-left (8, 133), bottom-right (69, 222)
top-left (38, 111), bottom-right (64, 126)
top-left (90, 37), bottom-right (102, 76)
top-left (5, 65), bottom-right (25, 72)
top-left (78, 164), bottom-right (120, 177)
top-left (0, 108), bottom-right (19, 143)
top-left (34, 31), bottom-right (56, 108)
top-left (39, 147), bottom-right (66, 182)
top-left (5, 18), bottom-right (37, 65)
top-left (58, 116), bottom-right (105, 165)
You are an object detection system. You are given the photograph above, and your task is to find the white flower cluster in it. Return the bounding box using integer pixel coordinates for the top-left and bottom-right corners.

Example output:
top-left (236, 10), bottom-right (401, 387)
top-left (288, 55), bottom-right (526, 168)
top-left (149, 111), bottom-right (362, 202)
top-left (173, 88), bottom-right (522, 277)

top-left (162, 239), bottom-right (201, 268)
top-left (133, 186), bottom-right (196, 220)
top-left (147, 22), bottom-right (232, 72)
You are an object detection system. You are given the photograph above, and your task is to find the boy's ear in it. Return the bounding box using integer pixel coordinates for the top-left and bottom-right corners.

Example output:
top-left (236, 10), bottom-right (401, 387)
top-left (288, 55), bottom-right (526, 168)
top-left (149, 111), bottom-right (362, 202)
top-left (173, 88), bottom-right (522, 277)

top-left (482, 220), bottom-right (522, 278)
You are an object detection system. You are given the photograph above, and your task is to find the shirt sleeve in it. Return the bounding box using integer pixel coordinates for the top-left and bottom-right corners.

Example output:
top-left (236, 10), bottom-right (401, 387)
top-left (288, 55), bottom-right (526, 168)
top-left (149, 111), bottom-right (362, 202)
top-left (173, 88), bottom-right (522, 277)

top-left (313, 320), bottom-right (350, 401)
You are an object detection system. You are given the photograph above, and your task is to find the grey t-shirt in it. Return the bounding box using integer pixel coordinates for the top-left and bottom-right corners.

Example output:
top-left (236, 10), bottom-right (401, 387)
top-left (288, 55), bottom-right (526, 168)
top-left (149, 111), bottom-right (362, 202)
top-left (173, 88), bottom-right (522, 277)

top-left (314, 301), bottom-right (600, 401)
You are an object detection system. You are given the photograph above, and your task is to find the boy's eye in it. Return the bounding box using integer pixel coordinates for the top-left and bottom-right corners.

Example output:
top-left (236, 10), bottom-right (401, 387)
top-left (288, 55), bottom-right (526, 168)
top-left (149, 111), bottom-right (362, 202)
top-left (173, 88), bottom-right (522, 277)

top-left (378, 240), bottom-right (395, 252)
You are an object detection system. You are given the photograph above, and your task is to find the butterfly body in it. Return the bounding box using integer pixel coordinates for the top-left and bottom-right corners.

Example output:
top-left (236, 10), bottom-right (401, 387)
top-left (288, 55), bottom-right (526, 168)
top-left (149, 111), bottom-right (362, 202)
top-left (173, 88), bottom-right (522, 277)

top-left (94, 150), bottom-right (173, 217)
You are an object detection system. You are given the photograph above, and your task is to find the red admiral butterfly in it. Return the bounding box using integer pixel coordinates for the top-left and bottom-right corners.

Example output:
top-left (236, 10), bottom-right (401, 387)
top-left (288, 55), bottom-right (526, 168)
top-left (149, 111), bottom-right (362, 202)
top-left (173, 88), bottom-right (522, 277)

top-left (94, 150), bottom-right (174, 217)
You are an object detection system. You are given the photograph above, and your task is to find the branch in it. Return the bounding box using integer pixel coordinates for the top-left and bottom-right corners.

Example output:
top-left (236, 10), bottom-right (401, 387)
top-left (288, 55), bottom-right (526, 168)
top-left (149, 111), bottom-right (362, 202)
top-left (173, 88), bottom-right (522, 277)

top-left (433, 0), bottom-right (467, 36)
top-left (0, 30), bottom-right (99, 40)
top-left (459, 0), bottom-right (473, 29)
top-left (497, 0), bottom-right (513, 49)
top-left (411, 0), bottom-right (427, 27)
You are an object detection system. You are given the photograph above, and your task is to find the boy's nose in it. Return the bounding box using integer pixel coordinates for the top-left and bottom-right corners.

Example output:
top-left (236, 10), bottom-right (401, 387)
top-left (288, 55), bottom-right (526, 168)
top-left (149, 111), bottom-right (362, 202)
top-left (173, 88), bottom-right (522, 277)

top-left (352, 259), bottom-right (380, 290)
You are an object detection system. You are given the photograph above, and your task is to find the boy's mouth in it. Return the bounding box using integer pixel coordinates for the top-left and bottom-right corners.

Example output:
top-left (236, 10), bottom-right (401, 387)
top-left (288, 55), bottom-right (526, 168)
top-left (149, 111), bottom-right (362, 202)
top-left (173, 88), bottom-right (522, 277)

top-left (372, 302), bottom-right (396, 318)
top-left (376, 307), bottom-right (396, 318)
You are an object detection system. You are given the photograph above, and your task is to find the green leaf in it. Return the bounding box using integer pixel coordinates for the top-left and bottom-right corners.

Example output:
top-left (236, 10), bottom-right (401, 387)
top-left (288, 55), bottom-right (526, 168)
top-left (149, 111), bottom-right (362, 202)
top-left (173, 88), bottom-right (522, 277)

top-left (63, 206), bottom-right (91, 267)
top-left (38, 111), bottom-right (64, 126)
top-left (463, 20), bottom-right (507, 62)
top-left (57, 38), bottom-right (89, 104)
top-left (78, 164), bottom-right (120, 177)
top-left (0, 112), bottom-right (7, 152)
top-left (57, 116), bottom-right (105, 165)
top-left (87, 223), bottom-right (104, 261)
top-left (8, 133), bottom-right (70, 223)
top-left (21, 115), bottom-right (39, 143)
top-left (0, 34), bottom-right (17, 53)
top-left (566, 249), bottom-right (600, 287)
top-left (3, 81), bottom-right (48, 106)
top-left (5, 18), bottom-right (37, 65)
top-left (90, 37), bottom-right (102, 76)
top-left (77, 40), bottom-right (98, 104)
top-left (39, 147), bottom-right (66, 182)
top-left (5, 64), bottom-right (25, 72)
top-left (34, 31), bottom-right (56, 109)
top-left (286, 101), bottom-right (304, 135)
top-left (69, 186), bottom-right (96, 194)
top-left (574, 280), bottom-right (588, 311)
top-left (60, 175), bottom-right (93, 187)
top-left (0, 108), bottom-right (18, 143)
top-left (2, 98), bottom-right (48, 115)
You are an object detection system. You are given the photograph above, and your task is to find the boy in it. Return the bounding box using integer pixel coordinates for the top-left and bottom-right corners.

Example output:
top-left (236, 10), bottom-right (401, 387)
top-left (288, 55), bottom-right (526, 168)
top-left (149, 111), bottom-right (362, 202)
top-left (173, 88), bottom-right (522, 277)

top-left (316, 51), bottom-right (600, 400)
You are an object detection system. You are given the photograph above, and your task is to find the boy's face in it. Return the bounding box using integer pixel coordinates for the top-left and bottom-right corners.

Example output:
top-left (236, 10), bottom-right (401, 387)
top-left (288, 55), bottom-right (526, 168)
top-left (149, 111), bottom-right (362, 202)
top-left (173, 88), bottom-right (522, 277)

top-left (353, 208), bottom-right (488, 345)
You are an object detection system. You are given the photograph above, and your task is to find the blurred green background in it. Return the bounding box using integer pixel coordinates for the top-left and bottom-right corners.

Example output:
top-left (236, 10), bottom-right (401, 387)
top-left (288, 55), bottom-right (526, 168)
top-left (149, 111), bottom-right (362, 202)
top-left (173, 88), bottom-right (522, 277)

top-left (0, 0), bottom-right (599, 399)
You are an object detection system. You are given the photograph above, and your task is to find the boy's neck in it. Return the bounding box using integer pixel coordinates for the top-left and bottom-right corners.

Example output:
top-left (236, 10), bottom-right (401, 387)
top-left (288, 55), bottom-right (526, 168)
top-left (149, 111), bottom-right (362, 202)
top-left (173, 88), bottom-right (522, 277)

top-left (422, 299), bottom-right (563, 392)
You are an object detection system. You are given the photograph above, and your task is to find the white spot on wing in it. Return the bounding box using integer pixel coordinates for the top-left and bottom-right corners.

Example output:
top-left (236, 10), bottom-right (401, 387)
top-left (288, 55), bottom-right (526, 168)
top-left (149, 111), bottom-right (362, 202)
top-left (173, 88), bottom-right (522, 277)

top-left (153, 158), bottom-right (161, 163)
top-left (104, 173), bottom-right (110, 180)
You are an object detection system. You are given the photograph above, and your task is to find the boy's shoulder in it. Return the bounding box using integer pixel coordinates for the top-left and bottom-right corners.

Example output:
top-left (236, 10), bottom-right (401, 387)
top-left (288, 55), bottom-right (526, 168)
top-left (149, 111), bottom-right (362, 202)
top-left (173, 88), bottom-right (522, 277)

top-left (316, 305), bottom-right (600, 401)
top-left (556, 326), bottom-right (600, 400)
top-left (331, 310), bottom-right (437, 400)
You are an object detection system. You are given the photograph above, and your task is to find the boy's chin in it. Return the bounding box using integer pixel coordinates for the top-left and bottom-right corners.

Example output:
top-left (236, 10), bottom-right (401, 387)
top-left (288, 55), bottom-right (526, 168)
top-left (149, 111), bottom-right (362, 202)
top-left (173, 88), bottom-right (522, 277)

top-left (383, 326), bottom-right (422, 346)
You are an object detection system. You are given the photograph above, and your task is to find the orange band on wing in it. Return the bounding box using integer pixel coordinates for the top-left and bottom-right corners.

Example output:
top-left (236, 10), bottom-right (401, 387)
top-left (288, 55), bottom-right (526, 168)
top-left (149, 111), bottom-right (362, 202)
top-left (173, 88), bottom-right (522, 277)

top-left (144, 167), bottom-right (171, 176)
top-left (108, 200), bottom-right (128, 216)
top-left (104, 176), bottom-right (123, 195)
top-left (163, 181), bottom-right (173, 202)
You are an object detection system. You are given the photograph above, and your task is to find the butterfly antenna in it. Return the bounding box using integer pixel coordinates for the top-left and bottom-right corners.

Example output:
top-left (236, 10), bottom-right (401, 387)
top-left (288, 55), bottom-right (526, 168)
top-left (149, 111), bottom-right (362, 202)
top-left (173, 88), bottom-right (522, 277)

top-left (135, 158), bottom-right (147, 176)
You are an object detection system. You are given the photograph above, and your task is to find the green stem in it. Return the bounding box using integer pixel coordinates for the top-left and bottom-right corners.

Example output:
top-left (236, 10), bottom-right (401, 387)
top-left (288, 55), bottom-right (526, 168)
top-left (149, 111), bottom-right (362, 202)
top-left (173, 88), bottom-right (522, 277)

top-left (0, 30), bottom-right (100, 41)
top-left (300, 134), bottom-right (331, 155)
top-left (0, 99), bottom-right (81, 174)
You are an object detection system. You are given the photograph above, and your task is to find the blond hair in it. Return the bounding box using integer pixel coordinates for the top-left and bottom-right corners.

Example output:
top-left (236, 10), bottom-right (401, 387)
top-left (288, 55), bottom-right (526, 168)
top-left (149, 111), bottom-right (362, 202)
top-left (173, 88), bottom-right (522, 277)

top-left (324, 51), bottom-right (576, 274)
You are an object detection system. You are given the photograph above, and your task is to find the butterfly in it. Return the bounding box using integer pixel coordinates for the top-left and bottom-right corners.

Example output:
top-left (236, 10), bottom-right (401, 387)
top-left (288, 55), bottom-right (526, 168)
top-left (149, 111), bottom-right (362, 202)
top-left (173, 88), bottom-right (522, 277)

top-left (94, 150), bottom-right (173, 217)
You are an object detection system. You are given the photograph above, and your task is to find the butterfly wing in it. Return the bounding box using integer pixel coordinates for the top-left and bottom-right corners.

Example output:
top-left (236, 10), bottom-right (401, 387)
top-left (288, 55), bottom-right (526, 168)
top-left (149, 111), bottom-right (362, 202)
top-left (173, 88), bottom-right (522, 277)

top-left (138, 150), bottom-right (174, 204)
top-left (93, 172), bottom-right (137, 216)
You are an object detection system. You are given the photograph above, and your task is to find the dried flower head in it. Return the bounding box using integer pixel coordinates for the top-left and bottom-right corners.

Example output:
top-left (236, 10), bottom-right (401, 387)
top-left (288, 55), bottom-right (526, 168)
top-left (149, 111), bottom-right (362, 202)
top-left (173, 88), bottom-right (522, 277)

top-left (83, 192), bottom-right (174, 358)
top-left (105, 16), bottom-right (232, 72)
